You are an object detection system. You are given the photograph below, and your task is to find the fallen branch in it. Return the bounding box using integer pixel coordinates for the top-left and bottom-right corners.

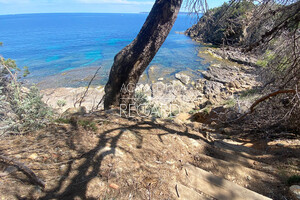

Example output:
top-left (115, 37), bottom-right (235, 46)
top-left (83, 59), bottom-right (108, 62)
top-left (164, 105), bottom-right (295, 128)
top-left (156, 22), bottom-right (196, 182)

top-left (230, 89), bottom-right (296, 123)
top-left (0, 154), bottom-right (45, 188)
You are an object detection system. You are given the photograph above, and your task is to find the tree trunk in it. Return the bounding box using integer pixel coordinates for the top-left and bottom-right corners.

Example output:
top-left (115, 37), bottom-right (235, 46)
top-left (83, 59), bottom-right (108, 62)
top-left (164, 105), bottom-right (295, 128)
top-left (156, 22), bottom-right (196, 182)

top-left (104, 0), bottom-right (183, 110)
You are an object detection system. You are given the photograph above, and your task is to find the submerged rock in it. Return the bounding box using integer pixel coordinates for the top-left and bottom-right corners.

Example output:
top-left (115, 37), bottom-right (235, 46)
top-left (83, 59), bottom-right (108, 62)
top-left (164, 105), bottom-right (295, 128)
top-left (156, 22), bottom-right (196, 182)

top-left (175, 73), bottom-right (190, 85)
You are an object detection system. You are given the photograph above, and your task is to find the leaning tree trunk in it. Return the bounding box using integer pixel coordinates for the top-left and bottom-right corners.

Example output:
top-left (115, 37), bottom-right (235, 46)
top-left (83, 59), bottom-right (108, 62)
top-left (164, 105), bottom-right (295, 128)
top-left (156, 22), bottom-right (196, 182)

top-left (104, 0), bottom-right (183, 110)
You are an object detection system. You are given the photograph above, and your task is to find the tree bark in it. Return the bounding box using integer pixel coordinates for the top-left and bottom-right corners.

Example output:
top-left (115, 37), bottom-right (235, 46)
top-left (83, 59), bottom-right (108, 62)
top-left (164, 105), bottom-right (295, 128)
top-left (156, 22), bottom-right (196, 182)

top-left (104, 0), bottom-right (183, 109)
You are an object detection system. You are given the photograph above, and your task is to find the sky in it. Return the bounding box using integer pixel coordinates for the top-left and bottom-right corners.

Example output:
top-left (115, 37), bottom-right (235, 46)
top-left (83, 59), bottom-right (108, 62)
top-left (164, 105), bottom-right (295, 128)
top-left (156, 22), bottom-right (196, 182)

top-left (0, 0), bottom-right (226, 15)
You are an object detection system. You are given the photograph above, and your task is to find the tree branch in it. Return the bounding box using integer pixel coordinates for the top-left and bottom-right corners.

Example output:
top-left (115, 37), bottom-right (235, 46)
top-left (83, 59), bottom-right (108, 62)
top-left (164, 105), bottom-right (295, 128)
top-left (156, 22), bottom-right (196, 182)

top-left (0, 154), bottom-right (45, 188)
top-left (230, 89), bottom-right (296, 122)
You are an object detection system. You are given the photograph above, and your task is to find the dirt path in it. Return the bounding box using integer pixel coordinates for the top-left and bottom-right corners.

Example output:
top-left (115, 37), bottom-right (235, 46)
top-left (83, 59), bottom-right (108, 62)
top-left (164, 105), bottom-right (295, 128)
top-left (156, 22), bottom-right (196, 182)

top-left (0, 110), bottom-right (299, 199)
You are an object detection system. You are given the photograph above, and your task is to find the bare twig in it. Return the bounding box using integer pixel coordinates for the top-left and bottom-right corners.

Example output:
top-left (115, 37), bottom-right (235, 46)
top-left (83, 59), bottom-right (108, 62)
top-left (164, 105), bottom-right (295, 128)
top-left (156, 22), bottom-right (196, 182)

top-left (94, 94), bottom-right (105, 111)
top-left (74, 66), bottom-right (102, 107)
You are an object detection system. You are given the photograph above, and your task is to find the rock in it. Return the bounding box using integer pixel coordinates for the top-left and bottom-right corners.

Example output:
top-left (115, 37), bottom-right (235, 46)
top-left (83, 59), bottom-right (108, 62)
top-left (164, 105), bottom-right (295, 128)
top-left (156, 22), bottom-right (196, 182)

top-left (64, 106), bottom-right (87, 115)
top-left (201, 65), bottom-right (237, 84)
top-left (203, 80), bottom-right (225, 96)
top-left (221, 127), bottom-right (232, 134)
top-left (290, 185), bottom-right (300, 200)
top-left (59, 164), bottom-right (68, 174)
top-left (197, 100), bottom-right (212, 109)
top-left (28, 153), bottom-right (38, 160)
top-left (211, 121), bottom-right (217, 126)
top-left (193, 106), bottom-right (228, 124)
top-left (175, 73), bottom-right (190, 85)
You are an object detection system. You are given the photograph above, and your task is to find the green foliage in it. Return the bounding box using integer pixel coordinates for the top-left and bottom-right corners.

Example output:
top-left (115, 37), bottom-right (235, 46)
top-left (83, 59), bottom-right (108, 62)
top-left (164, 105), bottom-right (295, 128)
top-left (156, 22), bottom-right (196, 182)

top-left (191, 0), bottom-right (256, 46)
top-left (189, 109), bottom-right (200, 115)
top-left (224, 98), bottom-right (236, 108)
top-left (256, 50), bottom-right (276, 67)
top-left (240, 88), bottom-right (259, 98)
top-left (3, 58), bottom-right (19, 71)
top-left (287, 175), bottom-right (300, 186)
top-left (134, 91), bottom-right (164, 118)
top-left (210, 1), bottom-right (255, 19)
top-left (11, 86), bottom-right (53, 132)
top-left (256, 50), bottom-right (289, 72)
top-left (57, 99), bottom-right (67, 107)
top-left (230, 1), bottom-right (255, 18)
top-left (203, 106), bottom-right (212, 114)
top-left (0, 57), bottom-right (30, 78)
top-left (78, 120), bottom-right (97, 131)
top-left (168, 109), bottom-right (179, 118)
top-left (134, 91), bottom-right (148, 106)
top-left (55, 118), bottom-right (97, 131)
top-left (55, 118), bottom-right (71, 124)
top-left (0, 55), bottom-right (53, 134)
top-left (23, 66), bottom-right (30, 77)
top-left (1, 43), bottom-right (30, 77)
top-left (276, 56), bottom-right (289, 72)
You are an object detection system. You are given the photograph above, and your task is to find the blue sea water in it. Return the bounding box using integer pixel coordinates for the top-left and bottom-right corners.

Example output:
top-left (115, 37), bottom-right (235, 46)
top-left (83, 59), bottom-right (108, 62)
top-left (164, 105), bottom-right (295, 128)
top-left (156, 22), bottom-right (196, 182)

top-left (0, 13), bottom-right (205, 88)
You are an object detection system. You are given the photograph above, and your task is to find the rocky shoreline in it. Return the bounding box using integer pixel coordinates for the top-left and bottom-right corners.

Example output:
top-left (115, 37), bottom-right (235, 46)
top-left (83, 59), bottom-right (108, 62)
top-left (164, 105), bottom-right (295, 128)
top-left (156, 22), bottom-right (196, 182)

top-left (41, 46), bottom-right (261, 123)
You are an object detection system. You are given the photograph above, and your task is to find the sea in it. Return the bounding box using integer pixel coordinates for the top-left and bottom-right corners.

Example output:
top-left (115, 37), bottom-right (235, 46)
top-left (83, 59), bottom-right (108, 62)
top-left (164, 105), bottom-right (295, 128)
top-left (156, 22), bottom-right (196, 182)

top-left (0, 13), bottom-right (206, 88)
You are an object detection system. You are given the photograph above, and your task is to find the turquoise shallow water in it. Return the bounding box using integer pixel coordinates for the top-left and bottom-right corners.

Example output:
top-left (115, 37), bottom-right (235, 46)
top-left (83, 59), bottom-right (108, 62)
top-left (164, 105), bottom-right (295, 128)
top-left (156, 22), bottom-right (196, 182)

top-left (0, 13), bottom-right (206, 88)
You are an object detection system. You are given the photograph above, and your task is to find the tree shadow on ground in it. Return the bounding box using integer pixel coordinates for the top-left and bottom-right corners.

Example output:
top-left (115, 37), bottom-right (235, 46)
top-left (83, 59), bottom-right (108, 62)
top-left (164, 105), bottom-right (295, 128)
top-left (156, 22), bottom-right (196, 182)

top-left (38, 111), bottom-right (211, 200)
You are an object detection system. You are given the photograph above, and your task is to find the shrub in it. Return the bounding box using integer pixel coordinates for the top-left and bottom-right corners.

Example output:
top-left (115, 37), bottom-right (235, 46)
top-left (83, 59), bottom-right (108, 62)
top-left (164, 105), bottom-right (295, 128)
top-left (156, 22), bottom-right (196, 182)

top-left (78, 120), bottom-right (97, 131)
top-left (57, 99), bottom-right (67, 107)
top-left (134, 91), bottom-right (148, 106)
top-left (0, 55), bottom-right (53, 135)
top-left (11, 85), bottom-right (53, 132)
top-left (287, 175), bottom-right (300, 186)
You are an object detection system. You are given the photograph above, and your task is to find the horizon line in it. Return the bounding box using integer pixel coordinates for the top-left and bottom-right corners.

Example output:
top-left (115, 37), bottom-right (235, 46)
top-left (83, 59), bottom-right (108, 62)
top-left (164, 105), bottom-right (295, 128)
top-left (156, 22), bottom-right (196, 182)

top-left (0, 12), bottom-right (144, 16)
top-left (0, 11), bottom-right (195, 16)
